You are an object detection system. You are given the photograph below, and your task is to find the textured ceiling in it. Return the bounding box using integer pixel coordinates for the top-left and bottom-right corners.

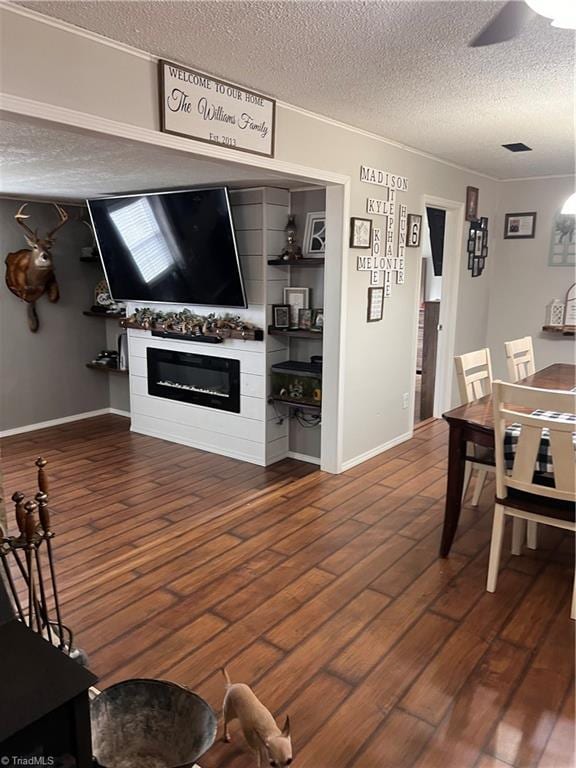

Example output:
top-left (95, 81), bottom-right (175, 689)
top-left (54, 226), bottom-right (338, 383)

top-left (0, 114), bottom-right (304, 200)
top-left (16, 0), bottom-right (576, 179)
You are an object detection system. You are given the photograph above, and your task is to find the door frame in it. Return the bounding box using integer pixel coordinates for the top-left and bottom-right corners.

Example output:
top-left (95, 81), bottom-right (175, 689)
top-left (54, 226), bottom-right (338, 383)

top-left (414, 195), bottom-right (465, 422)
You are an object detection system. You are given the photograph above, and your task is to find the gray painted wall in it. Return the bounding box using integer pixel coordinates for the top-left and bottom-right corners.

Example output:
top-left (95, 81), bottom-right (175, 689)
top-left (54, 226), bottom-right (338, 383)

top-left (0, 199), bottom-right (110, 431)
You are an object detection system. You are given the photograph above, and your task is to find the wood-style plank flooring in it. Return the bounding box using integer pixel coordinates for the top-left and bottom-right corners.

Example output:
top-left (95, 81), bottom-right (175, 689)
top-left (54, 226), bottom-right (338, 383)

top-left (1, 415), bottom-right (574, 767)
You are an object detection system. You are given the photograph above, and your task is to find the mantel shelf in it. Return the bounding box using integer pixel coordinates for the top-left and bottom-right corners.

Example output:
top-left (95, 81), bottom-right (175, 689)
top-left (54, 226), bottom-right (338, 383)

top-left (267, 258), bottom-right (325, 267)
top-left (86, 363), bottom-right (128, 375)
top-left (268, 327), bottom-right (323, 340)
top-left (542, 325), bottom-right (575, 336)
top-left (83, 310), bottom-right (126, 320)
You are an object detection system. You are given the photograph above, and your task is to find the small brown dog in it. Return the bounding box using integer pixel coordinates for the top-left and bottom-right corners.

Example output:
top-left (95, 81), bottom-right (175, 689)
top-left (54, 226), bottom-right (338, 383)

top-left (222, 667), bottom-right (293, 767)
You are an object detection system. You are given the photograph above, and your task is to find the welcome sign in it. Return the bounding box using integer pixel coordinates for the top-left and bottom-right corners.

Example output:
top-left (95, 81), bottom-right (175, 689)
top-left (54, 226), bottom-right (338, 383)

top-left (159, 60), bottom-right (276, 157)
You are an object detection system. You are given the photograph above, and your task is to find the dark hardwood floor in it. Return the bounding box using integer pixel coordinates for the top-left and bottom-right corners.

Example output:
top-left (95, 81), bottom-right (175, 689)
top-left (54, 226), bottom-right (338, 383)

top-left (1, 414), bottom-right (574, 768)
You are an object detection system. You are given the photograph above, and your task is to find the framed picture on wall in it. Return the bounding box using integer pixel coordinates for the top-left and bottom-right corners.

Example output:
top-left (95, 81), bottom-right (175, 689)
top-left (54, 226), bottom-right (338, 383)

top-left (474, 230), bottom-right (483, 256)
top-left (504, 212), bottom-right (537, 239)
top-left (406, 214), bottom-right (422, 247)
top-left (466, 186), bottom-right (479, 221)
top-left (367, 286), bottom-right (384, 322)
top-left (350, 217), bottom-right (372, 248)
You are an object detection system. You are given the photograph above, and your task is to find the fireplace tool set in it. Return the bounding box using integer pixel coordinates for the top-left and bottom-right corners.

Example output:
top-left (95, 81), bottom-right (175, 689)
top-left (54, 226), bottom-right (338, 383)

top-left (0, 457), bottom-right (87, 663)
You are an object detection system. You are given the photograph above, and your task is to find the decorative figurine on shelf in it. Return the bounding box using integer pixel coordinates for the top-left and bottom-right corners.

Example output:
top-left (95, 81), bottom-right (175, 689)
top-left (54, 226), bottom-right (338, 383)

top-left (5, 203), bottom-right (68, 332)
top-left (280, 215), bottom-right (302, 261)
top-left (123, 308), bottom-right (263, 340)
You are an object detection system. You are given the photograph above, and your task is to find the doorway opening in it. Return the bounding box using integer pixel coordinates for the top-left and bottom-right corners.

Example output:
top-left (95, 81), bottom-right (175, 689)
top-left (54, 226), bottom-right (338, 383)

top-left (414, 206), bottom-right (446, 424)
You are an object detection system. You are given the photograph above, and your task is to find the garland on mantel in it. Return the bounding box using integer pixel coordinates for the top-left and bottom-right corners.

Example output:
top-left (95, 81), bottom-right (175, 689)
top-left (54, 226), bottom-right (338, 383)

top-left (121, 308), bottom-right (264, 341)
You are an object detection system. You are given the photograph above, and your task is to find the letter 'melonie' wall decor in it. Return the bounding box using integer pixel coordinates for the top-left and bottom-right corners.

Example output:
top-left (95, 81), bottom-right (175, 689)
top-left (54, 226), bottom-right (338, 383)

top-left (357, 166), bottom-right (410, 317)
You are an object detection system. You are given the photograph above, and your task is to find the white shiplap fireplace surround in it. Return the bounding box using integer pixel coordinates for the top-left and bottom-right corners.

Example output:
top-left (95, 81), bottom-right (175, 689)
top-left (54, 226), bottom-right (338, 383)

top-left (126, 187), bottom-right (298, 466)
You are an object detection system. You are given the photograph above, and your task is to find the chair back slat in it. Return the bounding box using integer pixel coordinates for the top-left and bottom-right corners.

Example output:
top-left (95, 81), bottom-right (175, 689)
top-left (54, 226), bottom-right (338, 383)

top-left (492, 380), bottom-right (576, 502)
top-left (512, 425), bottom-right (543, 485)
top-left (504, 336), bottom-right (536, 382)
top-left (549, 431), bottom-right (576, 494)
top-left (455, 348), bottom-right (493, 405)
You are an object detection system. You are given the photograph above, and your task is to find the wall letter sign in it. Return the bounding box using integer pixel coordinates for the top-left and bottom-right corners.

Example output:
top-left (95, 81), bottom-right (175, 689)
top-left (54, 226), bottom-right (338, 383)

top-left (159, 60), bottom-right (276, 158)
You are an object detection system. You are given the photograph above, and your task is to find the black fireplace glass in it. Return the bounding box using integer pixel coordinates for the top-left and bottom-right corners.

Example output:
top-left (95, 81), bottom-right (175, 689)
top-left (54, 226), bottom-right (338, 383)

top-left (147, 348), bottom-right (240, 413)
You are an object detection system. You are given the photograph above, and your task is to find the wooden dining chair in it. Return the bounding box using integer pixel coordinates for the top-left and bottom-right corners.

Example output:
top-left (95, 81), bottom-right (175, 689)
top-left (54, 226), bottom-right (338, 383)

top-left (504, 336), bottom-right (536, 382)
top-left (487, 381), bottom-right (576, 619)
top-left (454, 348), bottom-right (495, 506)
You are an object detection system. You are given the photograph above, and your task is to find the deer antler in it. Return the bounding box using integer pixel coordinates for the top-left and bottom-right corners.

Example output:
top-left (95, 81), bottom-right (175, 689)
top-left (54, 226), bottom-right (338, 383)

top-left (46, 204), bottom-right (69, 241)
top-left (15, 203), bottom-right (37, 240)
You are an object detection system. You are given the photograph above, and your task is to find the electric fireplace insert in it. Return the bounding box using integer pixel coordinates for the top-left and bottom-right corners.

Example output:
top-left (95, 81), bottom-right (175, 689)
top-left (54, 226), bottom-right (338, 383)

top-left (147, 348), bottom-right (240, 413)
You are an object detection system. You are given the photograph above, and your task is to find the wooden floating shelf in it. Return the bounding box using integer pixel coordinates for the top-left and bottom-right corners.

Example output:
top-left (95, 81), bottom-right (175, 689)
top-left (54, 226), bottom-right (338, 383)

top-left (267, 258), bottom-right (325, 267)
top-left (86, 363), bottom-right (128, 375)
top-left (542, 325), bottom-right (575, 336)
top-left (268, 396), bottom-right (321, 412)
top-left (122, 320), bottom-right (264, 341)
top-left (83, 310), bottom-right (126, 320)
top-left (268, 327), bottom-right (323, 340)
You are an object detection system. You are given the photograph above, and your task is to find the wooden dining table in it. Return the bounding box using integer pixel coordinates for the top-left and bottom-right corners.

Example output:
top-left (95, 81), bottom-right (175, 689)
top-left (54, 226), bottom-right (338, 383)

top-left (440, 362), bottom-right (576, 557)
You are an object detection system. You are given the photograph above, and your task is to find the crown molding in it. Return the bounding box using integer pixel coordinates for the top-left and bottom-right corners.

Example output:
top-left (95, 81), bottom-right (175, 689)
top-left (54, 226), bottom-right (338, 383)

top-left (498, 174), bottom-right (576, 182)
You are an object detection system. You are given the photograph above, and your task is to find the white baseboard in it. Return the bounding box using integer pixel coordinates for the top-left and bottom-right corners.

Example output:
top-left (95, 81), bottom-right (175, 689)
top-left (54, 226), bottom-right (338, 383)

top-left (108, 408), bottom-right (131, 418)
top-left (341, 429), bottom-right (413, 472)
top-left (0, 407), bottom-right (130, 438)
top-left (130, 423), bottom-right (267, 467)
top-left (286, 450), bottom-right (321, 466)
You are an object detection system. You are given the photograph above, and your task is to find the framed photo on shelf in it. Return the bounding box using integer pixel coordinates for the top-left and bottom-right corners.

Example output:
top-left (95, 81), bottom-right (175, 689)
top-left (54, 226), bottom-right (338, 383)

top-left (466, 186), bottom-right (479, 221)
top-left (272, 304), bottom-right (291, 329)
top-left (298, 308), bottom-right (313, 330)
top-left (311, 308), bottom-right (324, 332)
top-left (504, 212), bottom-right (537, 239)
top-left (303, 212), bottom-right (326, 256)
top-left (283, 286), bottom-right (310, 328)
top-left (367, 286), bottom-right (384, 322)
top-left (350, 217), bottom-right (372, 248)
top-left (406, 214), bottom-right (422, 247)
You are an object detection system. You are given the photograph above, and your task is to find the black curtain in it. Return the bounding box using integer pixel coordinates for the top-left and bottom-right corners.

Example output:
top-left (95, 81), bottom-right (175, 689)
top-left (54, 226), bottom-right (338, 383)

top-left (426, 207), bottom-right (446, 277)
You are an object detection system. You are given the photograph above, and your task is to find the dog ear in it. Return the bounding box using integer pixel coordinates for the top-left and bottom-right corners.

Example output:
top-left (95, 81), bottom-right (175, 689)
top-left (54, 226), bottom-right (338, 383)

top-left (282, 715), bottom-right (291, 737)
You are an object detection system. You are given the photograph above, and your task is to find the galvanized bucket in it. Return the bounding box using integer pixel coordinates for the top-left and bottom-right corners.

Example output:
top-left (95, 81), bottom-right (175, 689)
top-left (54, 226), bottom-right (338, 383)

top-left (91, 678), bottom-right (217, 768)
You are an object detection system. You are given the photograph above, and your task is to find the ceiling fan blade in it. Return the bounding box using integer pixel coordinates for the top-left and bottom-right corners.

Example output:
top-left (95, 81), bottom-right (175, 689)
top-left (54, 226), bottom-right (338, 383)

top-left (469, 1), bottom-right (537, 47)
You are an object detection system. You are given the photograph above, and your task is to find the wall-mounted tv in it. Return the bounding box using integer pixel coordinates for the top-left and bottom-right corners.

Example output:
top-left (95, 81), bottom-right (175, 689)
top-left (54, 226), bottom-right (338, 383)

top-left (86, 187), bottom-right (247, 307)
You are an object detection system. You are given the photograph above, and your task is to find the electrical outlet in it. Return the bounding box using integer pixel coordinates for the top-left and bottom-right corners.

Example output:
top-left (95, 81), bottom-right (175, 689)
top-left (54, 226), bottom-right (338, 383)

top-left (402, 392), bottom-right (409, 409)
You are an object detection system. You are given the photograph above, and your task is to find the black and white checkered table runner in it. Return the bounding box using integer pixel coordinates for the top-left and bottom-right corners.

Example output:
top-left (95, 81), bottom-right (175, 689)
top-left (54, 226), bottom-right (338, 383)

top-left (504, 410), bottom-right (576, 473)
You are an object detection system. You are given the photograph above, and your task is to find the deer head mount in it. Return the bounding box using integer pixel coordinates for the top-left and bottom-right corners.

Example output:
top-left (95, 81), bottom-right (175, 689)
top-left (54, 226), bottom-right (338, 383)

top-left (5, 203), bottom-right (68, 332)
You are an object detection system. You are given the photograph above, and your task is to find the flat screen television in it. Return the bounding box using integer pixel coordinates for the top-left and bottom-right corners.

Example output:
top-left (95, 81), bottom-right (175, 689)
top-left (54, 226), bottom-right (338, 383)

top-left (86, 187), bottom-right (247, 307)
